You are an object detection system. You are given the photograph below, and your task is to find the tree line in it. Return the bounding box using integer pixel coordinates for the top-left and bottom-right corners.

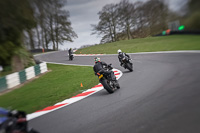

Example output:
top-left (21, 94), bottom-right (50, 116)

top-left (0, 0), bottom-right (76, 72)
top-left (91, 0), bottom-right (168, 43)
top-left (26, 0), bottom-right (77, 51)
top-left (91, 0), bottom-right (200, 44)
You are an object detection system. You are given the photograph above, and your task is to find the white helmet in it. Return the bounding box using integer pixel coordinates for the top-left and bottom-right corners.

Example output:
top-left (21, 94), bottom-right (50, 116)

top-left (117, 49), bottom-right (122, 53)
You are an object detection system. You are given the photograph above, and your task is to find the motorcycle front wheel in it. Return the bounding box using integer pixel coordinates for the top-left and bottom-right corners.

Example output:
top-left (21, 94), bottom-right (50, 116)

top-left (126, 63), bottom-right (133, 72)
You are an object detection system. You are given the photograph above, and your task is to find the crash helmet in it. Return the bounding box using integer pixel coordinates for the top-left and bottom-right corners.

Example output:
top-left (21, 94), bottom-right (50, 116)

top-left (94, 57), bottom-right (100, 63)
top-left (117, 49), bottom-right (122, 53)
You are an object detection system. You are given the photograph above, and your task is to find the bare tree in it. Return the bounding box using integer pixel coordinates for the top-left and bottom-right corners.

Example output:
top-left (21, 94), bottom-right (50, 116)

top-left (134, 1), bottom-right (147, 37)
top-left (28, 0), bottom-right (77, 50)
top-left (91, 3), bottom-right (118, 43)
top-left (27, 29), bottom-right (35, 49)
top-left (91, 0), bottom-right (170, 43)
top-left (117, 0), bottom-right (135, 40)
top-left (47, 0), bottom-right (77, 50)
top-left (142, 0), bottom-right (168, 35)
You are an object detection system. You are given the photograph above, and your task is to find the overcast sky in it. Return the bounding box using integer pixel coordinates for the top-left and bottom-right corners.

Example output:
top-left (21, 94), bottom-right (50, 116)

top-left (62, 0), bottom-right (188, 50)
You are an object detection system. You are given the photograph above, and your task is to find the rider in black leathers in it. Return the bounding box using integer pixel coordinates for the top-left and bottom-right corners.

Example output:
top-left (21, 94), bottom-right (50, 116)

top-left (93, 57), bottom-right (116, 81)
top-left (117, 49), bottom-right (131, 67)
top-left (68, 48), bottom-right (73, 57)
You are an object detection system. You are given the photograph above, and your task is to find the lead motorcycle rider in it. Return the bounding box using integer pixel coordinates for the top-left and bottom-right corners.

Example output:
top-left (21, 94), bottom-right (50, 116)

top-left (117, 49), bottom-right (131, 68)
top-left (93, 57), bottom-right (119, 87)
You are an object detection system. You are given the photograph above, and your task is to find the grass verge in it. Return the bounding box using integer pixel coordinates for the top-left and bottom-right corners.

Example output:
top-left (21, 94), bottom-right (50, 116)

top-left (75, 35), bottom-right (200, 54)
top-left (0, 64), bottom-right (98, 113)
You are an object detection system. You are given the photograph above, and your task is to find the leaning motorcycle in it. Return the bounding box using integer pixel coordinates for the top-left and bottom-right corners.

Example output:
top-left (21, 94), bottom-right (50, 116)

top-left (121, 56), bottom-right (133, 72)
top-left (97, 64), bottom-right (120, 94)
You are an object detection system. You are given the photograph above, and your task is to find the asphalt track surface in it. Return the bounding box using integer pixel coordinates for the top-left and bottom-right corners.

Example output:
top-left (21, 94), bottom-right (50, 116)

top-left (31, 51), bottom-right (200, 133)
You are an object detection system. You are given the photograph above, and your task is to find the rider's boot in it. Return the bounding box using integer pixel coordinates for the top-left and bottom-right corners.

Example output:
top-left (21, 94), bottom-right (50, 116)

top-left (115, 80), bottom-right (120, 89)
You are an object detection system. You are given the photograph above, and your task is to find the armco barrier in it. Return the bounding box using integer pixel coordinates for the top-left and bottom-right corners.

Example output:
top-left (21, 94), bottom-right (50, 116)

top-left (0, 62), bottom-right (47, 93)
top-left (40, 63), bottom-right (48, 73)
top-left (6, 73), bottom-right (20, 89)
top-left (0, 77), bottom-right (7, 92)
top-left (25, 66), bottom-right (35, 80)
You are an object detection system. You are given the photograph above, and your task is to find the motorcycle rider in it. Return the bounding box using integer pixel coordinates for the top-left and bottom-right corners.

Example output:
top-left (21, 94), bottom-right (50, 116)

top-left (93, 57), bottom-right (118, 84)
top-left (68, 48), bottom-right (73, 55)
top-left (68, 48), bottom-right (73, 60)
top-left (117, 49), bottom-right (131, 67)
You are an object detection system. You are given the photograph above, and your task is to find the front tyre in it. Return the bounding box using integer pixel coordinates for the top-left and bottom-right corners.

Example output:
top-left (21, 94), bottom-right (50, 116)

top-left (101, 79), bottom-right (114, 94)
top-left (126, 63), bottom-right (133, 72)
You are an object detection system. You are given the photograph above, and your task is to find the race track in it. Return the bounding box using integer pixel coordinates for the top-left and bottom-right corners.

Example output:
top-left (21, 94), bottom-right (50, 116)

top-left (31, 51), bottom-right (200, 133)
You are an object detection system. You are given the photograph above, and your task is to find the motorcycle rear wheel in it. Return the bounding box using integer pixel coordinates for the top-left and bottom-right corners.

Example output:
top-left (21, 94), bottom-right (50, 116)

top-left (69, 55), bottom-right (73, 60)
top-left (101, 79), bottom-right (114, 94)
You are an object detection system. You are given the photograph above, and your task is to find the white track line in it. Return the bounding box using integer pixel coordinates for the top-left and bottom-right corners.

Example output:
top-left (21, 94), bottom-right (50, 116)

top-left (75, 50), bottom-right (200, 56)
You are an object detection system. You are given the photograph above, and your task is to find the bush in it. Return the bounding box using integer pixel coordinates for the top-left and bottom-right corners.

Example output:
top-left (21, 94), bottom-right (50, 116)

top-left (184, 12), bottom-right (200, 30)
top-left (0, 41), bottom-right (15, 66)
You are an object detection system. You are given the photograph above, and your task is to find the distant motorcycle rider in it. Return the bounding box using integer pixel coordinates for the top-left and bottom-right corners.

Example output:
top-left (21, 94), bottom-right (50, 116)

top-left (117, 49), bottom-right (131, 67)
top-left (68, 48), bottom-right (73, 56)
top-left (68, 48), bottom-right (74, 60)
top-left (93, 57), bottom-right (117, 82)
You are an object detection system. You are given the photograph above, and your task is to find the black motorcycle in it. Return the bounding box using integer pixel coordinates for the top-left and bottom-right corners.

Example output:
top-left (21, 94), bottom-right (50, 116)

top-left (97, 64), bottom-right (120, 94)
top-left (0, 109), bottom-right (39, 133)
top-left (121, 56), bottom-right (133, 72)
top-left (69, 54), bottom-right (74, 61)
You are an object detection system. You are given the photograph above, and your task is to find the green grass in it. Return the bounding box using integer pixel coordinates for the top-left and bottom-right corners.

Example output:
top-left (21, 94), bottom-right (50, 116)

top-left (0, 64), bottom-right (98, 113)
top-left (75, 35), bottom-right (200, 54)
